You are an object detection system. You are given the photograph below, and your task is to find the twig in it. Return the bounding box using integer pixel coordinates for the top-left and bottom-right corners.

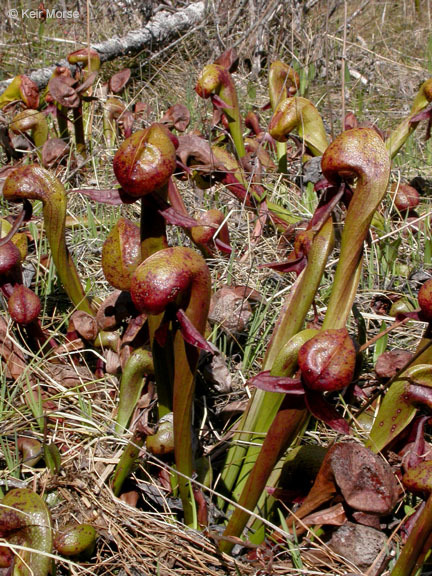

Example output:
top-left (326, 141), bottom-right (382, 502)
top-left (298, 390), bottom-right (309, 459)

top-left (0, 2), bottom-right (205, 92)
top-left (359, 317), bottom-right (410, 352)
top-left (335, 0), bottom-right (370, 33)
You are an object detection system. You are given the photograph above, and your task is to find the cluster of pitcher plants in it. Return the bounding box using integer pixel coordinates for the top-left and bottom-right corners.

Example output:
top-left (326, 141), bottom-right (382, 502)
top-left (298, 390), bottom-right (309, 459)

top-left (2, 45), bottom-right (432, 574)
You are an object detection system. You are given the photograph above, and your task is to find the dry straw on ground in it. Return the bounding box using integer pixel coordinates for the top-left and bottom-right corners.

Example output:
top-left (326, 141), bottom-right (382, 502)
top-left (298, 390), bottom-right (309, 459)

top-left (1, 1), bottom-right (432, 575)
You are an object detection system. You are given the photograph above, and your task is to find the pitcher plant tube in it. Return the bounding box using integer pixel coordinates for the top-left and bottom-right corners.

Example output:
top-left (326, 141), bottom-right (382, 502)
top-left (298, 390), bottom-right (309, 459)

top-left (130, 246), bottom-right (211, 525)
top-left (0, 488), bottom-right (53, 575)
top-left (220, 218), bottom-right (334, 503)
top-left (321, 127), bottom-right (390, 328)
top-left (2, 165), bottom-right (94, 315)
top-left (269, 61), bottom-right (300, 172)
top-left (219, 128), bottom-right (390, 549)
top-left (269, 96), bottom-right (329, 157)
top-left (110, 123), bottom-right (178, 414)
top-left (9, 109), bottom-right (48, 153)
top-left (219, 328), bottom-right (356, 552)
top-left (386, 78), bottom-right (432, 158)
top-left (195, 62), bottom-right (246, 158)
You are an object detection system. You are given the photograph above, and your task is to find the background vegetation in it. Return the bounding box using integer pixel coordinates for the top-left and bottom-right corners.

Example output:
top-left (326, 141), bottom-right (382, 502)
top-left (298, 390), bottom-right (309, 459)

top-left (1, 1), bottom-right (432, 574)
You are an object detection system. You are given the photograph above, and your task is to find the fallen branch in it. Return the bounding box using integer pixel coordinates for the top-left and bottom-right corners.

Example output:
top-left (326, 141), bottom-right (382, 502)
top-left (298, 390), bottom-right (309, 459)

top-left (0, 2), bottom-right (205, 93)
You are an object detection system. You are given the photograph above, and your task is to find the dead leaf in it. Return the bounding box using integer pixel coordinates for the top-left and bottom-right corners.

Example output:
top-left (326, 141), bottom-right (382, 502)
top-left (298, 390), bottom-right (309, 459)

top-left (230, 285), bottom-right (263, 302)
top-left (119, 490), bottom-right (139, 507)
top-left (351, 511), bottom-right (381, 529)
top-left (217, 399), bottom-right (248, 420)
top-left (390, 182), bottom-right (420, 212)
top-left (0, 316), bottom-right (26, 379)
top-left (375, 349), bottom-right (413, 380)
top-left (105, 349), bottom-right (121, 375)
top-left (201, 353), bottom-right (232, 393)
top-left (121, 313), bottom-right (147, 346)
top-left (43, 362), bottom-right (94, 389)
top-left (134, 101), bottom-right (151, 119)
top-left (208, 286), bottom-right (253, 333)
top-left (176, 134), bottom-right (224, 170)
top-left (41, 138), bottom-right (70, 168)
top-left (284, 442), bottom-right (399, 535)
top-left (244, 137), bottom-right (277, 171)
top-left (51, 339), bottom-right (84, 355)
top-left (20, 75), bottom-right (40, 109)
top-left (48, 75), bottom-right (80, 108)
top-left (330, 442), bottom-right (399, 515)
top-left (109, 68), bottom-right (131, 94)
top-left (302, 502), bottom-right (347, 527)
top-left (160, 103), bottom-right (190, 132)
top-left (96, 290), bottom-right (135, 331)
top-left (69, 310), bottom-right (98, 341)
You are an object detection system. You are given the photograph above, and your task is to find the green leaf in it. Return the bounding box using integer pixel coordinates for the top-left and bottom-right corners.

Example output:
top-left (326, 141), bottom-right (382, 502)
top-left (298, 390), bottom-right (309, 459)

top-left (344, 62), bottom-right (351, 84)
top-left (367, 365), bottom-right (432, 452)
top-left (373, 321), bottom-right (388, 364)
top-left (44, 443), bottom-right (61, 474)
top-left (247, 81), bottom-right (256, 102)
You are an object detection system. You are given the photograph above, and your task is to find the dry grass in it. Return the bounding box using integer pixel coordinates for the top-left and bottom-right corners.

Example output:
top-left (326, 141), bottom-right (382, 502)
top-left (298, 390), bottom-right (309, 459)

top-left (1, 1), bottom-right (432, 575)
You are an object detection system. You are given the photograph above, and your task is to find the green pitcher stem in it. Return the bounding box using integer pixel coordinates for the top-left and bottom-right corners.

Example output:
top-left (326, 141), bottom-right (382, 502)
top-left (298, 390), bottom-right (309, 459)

top-left (321, 128), bottom-right (390, 329)
top-left (172, 333), bottom-right (200, 525)
top-left (139, 192), bottom-right (173, 417)
top-left (220, 407), bottom-right (309, 554)
top-left (390, 492), bottom-right (432, 576)
top-left (73, 105), bottom-right (86, 156)
top-left (321, 257), bottom-right (363, 330)
top-left (276, 141), bottom-right (287, 173)
top-left (112, 431), bottom-right (145, 497)
top-left (269, 96), bottom-right (329, 156)
top-left (115, 346), bottom-right (154, 433)
top-left (57, 104), bottom-right (69, 141)
top-left (111, 125), bottom-right (177, 496)
top-left (130, 247), bottom-right (211, 526)
top-left (264, 218), bottom-right (334, 367)
top-left (220, 330), bottom-right (317, 552)
top-left (3, 165), bottom-right (94, 315)
top-left (386, 78), bottom-right (432, 159)
top-left (220, 218), bottom-right (334, 503)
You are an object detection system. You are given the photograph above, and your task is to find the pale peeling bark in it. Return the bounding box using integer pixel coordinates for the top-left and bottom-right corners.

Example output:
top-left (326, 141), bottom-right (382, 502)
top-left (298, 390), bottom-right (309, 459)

top-left (0, 2), bottom-right (205, 93)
